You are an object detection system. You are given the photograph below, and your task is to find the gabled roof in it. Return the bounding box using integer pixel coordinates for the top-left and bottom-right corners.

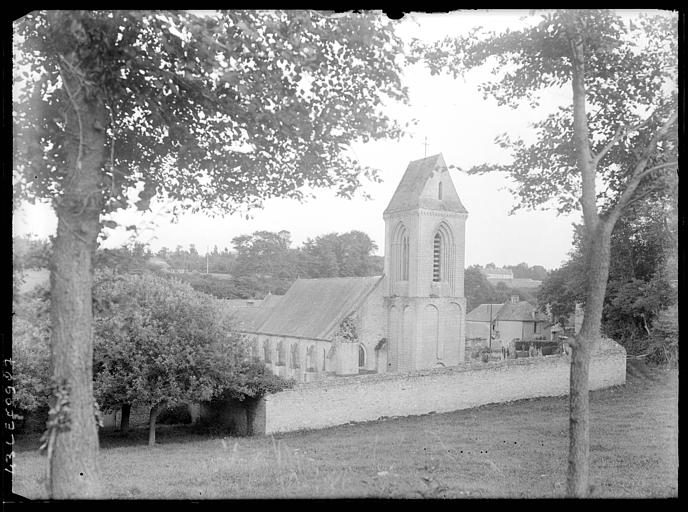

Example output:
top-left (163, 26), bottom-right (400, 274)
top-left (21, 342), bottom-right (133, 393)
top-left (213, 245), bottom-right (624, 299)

top-left (252, 276), bottom-right (383, 341)
top-left (466, 304), bottom-right (503, 322)
top-left (225, 294), bottom-right (284, 332)
top-left (384, 154), bottom-right (467, 215)
top-left (494, 301), bottom-right (548, 322)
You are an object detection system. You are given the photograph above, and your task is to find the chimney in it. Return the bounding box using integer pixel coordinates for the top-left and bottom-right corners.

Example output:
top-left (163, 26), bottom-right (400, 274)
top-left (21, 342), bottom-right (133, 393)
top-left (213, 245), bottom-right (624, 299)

top-left (510, 295), bottom-right (519, 304)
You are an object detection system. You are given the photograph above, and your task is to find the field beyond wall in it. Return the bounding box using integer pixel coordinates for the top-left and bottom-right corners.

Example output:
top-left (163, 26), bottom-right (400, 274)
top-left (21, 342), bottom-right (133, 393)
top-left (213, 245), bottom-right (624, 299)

top-left (11, 360), bottom-right (677, 499)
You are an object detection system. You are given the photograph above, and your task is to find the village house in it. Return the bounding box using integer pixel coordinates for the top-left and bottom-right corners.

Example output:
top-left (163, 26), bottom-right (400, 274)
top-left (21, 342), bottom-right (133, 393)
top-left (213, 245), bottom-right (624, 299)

top-left (465, 295), bottom-right (550, 350)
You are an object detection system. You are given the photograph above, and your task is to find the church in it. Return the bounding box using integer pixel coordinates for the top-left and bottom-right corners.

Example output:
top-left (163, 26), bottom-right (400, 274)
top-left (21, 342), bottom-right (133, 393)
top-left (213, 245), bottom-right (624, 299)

top-left (227, 153), bottom-right (468, 382)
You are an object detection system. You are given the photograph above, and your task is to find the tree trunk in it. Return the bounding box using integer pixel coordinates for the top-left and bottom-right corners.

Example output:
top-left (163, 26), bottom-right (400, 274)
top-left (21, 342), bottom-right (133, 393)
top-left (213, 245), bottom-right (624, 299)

top-left (567, 224), bottom-right (612, 497)
top-left (245, 400), bottom-right (257, 437)
top-left (48, 52), bottom-right (107, 499)
top-left (120, 404), bottom-right (131, 433)
top-left (148, 402), bottom-right (165, 446)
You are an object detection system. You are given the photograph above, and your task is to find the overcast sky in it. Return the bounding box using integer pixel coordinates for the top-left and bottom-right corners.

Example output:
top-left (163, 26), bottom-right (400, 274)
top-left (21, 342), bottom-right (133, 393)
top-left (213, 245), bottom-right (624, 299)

top-left (15, 10), bottom-right (656, 270)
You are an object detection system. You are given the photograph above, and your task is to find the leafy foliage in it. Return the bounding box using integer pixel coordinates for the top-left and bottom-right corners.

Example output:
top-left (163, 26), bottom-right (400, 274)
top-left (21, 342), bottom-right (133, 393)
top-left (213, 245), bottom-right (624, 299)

top-left (300, 231), bottom-right (380, 278)
top-left (171, 272), bottom-right (240, 299)
top-left (14, 10), bottom-right (408, 219)
top-left (538, 193), bottom-right (677, 358)
top-left (646, 304), bottom-right (678, 367)
top-left (230, 230), bottom-right (299, 296)
top-left (12, 235), bottom-right (52, 271)
top-left (13, 9), bottom-right (408, 491)
top-left (465, 265), bottom-right (538, 311)
top-left (11, 289), bottom-right (52, 412)
top-left (92, 270), bottom-right (248, 413)
top-left (167, 230), bottom-right (383, 299)
top-left (221, 361), bottom-right (294, 403)
top-left (414, 10), bottom-right (677, 215)
top-left (333, 315), bottom-right (359, 343)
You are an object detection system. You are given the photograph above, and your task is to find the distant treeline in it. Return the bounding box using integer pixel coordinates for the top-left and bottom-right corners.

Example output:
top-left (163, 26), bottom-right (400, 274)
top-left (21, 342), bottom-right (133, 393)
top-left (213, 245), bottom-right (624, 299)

top-left (464, 265), bottom-right (540, 311)
top-left (13, 230), bottom-right (383, 300)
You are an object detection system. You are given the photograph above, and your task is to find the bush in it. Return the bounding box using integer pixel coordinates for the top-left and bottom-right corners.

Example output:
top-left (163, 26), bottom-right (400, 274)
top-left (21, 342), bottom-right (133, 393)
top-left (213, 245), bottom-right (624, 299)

top-left (157, 404), bottom-right (192, 425)
top-left (647, 305), bottom-right (678, 367)
top-left (192, 411), bottom-right (234, 436)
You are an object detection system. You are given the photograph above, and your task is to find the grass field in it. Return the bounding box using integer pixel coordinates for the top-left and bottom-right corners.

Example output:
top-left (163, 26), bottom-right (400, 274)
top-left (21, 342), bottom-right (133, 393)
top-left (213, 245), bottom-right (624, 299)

top-left (11, 360), bottom-right (678, 499)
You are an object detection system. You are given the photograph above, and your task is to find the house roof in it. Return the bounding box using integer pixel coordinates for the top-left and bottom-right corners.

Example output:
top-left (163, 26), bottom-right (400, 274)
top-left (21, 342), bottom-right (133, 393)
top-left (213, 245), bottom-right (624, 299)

top-left (494, 301), bottom-right (548, 322)
top-left (467, 300), bottom-right (548, 323)
top-left (466, 304), bottom-right (503, 322)
top-left (383, 154), bottom-right (467, 215)
top-left (251, 276), bottom-right (383, 340)
top-left (224, 294), bottom-right (284, 332)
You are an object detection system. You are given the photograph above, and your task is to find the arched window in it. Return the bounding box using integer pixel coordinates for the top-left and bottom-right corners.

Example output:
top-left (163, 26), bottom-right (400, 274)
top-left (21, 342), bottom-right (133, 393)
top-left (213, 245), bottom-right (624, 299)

top-left (438, 181), bottom-right (443, 200)
top-left (402, 234), bottom-right (409, 281)
top-left (306, 345), bottom-right (316, 371)
top-left (432, 223), bottom-right (456, 289)
top-left (393, 223), bottom-right (409, 282)
top-left (277, 340), bottom-right (286, 365)
top-left (290, 343), bottom-right (300, 369)
top-left (264, 341), bottom-right (272, 363)
top-left (358, 344), bottom-right (367, 368)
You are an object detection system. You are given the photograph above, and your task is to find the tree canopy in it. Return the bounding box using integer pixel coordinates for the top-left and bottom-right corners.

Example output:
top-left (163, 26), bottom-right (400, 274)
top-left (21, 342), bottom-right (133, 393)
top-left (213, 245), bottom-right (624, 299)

top-left (539, 189), bottom-right (678, 356)
top-left (13, 10), bottom-right (409, 496)
top-left (92, 271), bottom-right (247, 444)
top-left (14, 10), bottom-right (408, 217)
top-left (415, 10), bottom-right (677, 217)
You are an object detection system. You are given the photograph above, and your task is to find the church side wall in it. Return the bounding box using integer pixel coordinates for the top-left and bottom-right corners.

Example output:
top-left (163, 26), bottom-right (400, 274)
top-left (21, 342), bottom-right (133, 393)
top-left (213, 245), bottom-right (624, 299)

top-left (260, 345), bottom-right (626, 435)
top-left (358, 283), bottom-right (386, 372)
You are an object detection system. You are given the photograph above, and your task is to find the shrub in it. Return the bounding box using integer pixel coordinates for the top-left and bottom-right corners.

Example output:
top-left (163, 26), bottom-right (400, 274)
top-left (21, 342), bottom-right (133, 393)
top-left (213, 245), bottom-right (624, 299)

top-left (157, 404), bottom-right (192, 425)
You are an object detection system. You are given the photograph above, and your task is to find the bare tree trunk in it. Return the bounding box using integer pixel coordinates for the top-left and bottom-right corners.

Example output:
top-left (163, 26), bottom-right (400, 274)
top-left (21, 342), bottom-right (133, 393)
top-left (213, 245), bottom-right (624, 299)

top-left (566, 26), bottom-right (602, 498)
top-left (567, 223), bottom-right (612, 497)
top-left (120, 404), bottom-right (131, 433)
top-left (48, 53), bottom-right (107, 499)
top-left (148, 402), bottom-right (165, 446)
top-left (245, 400), bottom-right (257, 437)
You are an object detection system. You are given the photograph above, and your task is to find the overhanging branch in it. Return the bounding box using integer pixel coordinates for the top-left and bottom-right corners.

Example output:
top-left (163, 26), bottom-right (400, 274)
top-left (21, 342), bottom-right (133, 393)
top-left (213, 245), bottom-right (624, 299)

top-left (607, 112), bottom-right (678, 226)
top-left (590, 116), bottom-right (654, 167)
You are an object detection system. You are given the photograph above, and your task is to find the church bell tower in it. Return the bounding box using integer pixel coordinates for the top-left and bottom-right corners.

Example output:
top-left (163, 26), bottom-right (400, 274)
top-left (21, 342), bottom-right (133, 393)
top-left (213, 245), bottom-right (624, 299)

top-left (383, 154), bottom-right (468, 372)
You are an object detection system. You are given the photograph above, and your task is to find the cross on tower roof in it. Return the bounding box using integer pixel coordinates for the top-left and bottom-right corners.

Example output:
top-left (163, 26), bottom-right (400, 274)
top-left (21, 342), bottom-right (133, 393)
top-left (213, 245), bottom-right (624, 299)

top-left (423, 136), bottom-right (429, 157)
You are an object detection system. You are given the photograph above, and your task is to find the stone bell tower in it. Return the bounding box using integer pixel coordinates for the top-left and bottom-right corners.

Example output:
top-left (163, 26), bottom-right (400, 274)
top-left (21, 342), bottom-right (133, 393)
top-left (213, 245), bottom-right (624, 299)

top-left (383, 154), bottom-right (468, 372)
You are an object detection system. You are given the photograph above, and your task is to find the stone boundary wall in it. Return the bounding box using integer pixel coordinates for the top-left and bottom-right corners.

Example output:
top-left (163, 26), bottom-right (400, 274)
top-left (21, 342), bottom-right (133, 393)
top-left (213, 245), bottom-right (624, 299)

top-left (260, 342), bottom-right (626, 435)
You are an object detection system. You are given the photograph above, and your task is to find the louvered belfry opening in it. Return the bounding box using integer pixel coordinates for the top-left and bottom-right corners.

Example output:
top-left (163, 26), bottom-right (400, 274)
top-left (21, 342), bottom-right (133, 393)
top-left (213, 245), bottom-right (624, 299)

top-left (432, 222), bottom-right (455, 292)
top-left (433, 232), bottom-right (442, 282)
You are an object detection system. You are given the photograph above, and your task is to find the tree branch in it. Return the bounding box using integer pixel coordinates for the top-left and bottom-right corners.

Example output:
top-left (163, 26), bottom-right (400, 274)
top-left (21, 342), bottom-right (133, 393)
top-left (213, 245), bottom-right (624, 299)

top-left (607, 112), bottom-right (678, 226)
top-left (590, 116), bottom-right (654, 167)
top-left (568, 30), bottom-right (598, 233)
top-left (58, 67), bottom-right (84, 172)
top-left (635, 160), bottom-right (678, 181)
